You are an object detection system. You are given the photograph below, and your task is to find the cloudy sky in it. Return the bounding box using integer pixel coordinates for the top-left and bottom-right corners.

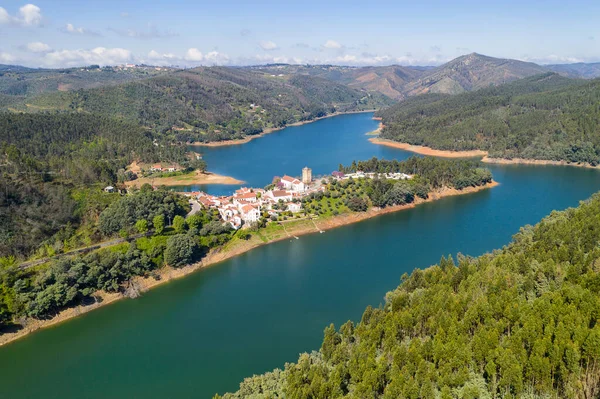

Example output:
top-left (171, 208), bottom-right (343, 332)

top-left (1, 0), bottom-right (599, 68)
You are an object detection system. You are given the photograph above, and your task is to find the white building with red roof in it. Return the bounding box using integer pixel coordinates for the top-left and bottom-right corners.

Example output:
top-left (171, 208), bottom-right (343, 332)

top-left (267, 190), bottom-right (293, 202)
top-left (280, 175), bottom-right (305, 192)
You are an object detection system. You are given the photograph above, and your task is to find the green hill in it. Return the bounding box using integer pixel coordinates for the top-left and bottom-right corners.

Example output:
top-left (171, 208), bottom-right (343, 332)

top-left (219, 191), bottom-right (600, 399)
top-left (10, 67), bottom-right (394, 143)
top-left (376, 73), bottom-right (600, 164)
top-left (0, 64), bottom-right (170, 97)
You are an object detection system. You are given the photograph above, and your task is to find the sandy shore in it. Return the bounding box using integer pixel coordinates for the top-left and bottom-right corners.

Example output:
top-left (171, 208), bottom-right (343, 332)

top-left (482, 156), bottom-right (600, 169)
top-left (191, 110), bottom-right (377, 148)
top-left (124, 171), bottom-right (244, 187)
top-left (369, 138), bottom-right (488, 158)
top-left (0, 180), bottom-right (497, 347)
top-left (369, 138), bottom-right (600, 169)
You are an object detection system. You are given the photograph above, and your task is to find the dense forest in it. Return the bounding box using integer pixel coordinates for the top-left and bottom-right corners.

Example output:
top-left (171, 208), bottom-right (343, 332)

top-left (339, 157), bottom-right (493, 190)
top-left (0, 186), bottom-right (234, 328)
top-left (282, 157), bottom-right (492, 220)
top-left (218, 192), bottom-right (600, 399)
top-left (377, 73), bottom-right (600, 164)
top-left (6, 67), bottom-right (393, 143)
top-left (0, 112), bottom-right (193, 259)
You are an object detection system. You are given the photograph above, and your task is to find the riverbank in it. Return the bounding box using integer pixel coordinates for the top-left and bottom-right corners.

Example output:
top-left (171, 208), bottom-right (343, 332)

top-left (369, 138), bottom-right (488, 158)
top-left (481, 156), bottom-right (600, 169)
top-left (192, 110), bottom-right (377, 148)
top-left (370, 138), bottom-right (600, 169)
top-left (0, 180), bottom-right (497, 347)
top-left (124, 170), bottom-right (244, 187)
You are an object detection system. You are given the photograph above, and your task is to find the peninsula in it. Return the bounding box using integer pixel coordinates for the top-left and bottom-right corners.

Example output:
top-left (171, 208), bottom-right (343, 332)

top-left (0, 156), bottom-right (496, 347)
top-left (375, 73), bottom-right (600, 168)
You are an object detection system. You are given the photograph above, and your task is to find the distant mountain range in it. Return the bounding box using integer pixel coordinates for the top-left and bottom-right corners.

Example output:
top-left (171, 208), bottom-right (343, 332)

top-left (1, 52), bottom-right (600, 144)
top-left (249, 53), bottom-right (600, 99)
top-left (2, 53), bottom-right (599, 103)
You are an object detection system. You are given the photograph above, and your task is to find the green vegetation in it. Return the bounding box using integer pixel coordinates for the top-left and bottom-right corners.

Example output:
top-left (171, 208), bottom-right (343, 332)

top-left (0, 188), bottom-right (235, 328)
top-left (8, 67), bottom-right (393, 143)
top-left (218, 192), bottom-right (600, 399)
top-left (377, 73), bottom-right (600, 165)
top-left (98, 186), bottom-right (187, 235)
top-left (0, 64), bottom-right (170, 97)
top-left (0, 112), bottom-right (193, 260)
top-left (340, 157), bottom-right (493, 190)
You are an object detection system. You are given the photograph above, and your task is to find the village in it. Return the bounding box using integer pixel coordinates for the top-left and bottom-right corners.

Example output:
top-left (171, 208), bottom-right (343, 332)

top-left (188, 167), bottom-right (412, 229)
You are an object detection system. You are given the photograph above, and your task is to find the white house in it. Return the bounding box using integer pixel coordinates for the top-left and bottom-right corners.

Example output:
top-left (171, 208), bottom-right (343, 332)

top-left (280, 175), bottom-right (305, 192)
top-left (287, 202), bottom-right (302, 213)
top-left (268, 190), bottom-right (293, 202)
top-left (241, 204), bottom-right (261, 223)
top-left (233, 191), bottom-right (258, 205)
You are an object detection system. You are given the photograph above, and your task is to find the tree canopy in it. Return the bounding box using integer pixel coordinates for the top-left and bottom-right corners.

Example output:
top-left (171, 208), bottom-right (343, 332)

top-left (220, 192), bottom-right (600, 399)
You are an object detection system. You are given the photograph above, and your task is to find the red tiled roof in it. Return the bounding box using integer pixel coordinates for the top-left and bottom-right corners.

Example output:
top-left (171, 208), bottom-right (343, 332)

top-left (271, 190), bottom-right (290, 197)
top-left (235, 192), bottom-right (256, 199)
top-left (281, 175), bottom-right (295, 182)
top-left (241, 204), bottom-right (257, 213)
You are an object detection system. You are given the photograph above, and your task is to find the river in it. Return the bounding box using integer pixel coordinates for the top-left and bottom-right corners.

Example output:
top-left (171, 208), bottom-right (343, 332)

top-left (1, 113), bottom-right (599, 398)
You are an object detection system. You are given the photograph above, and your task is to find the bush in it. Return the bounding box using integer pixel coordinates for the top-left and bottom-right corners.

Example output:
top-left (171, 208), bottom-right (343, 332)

top-left (347, 197), bottom-right (368, 212)
top-left (164, 234), bottom-right (199, 268)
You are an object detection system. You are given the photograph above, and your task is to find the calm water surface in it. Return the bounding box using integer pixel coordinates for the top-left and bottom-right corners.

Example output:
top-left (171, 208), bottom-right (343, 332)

top-left (1, 113), bottom-right (599, 398)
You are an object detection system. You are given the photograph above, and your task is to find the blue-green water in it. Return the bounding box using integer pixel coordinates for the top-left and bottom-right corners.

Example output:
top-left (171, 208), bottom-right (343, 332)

top-left (179, 112), bottom-right (398, 194)
top-left (1, 113), bottom-right (600, 398)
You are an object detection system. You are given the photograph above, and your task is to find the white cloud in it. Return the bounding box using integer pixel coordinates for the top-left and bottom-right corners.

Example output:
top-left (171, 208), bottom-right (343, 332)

top-left (66, 23), bottom-right (83, 34)
top-left (259, 40), bottom-right (278, 51)
top-left (62, 23), bottom-right (100, 36)
top-left (42, 47), bottom-right (132, 67)
top-left (147, 49), bottom-right (176, 63)
top-left (521, 54), bottom-right (585, 64)
top-left (120, 12), bottom-right (130, 18)
top-left (19, 4), bottom-right (41, 26)
top-left (204, 51), bottom-right (229, 64)
top-left (0, 3), bottom-right (43, 26)
top-left (0, 52), bottom-right (16, 63)
top-left (185, 48), bottom-right (204, 61)
top-left (25, 41), bottom-right (51, 53)
top-left (109, 26), bottom-right (177, 39)
top-left (0, 8), bottom-right (10, 24)
top-left (323, 40), bottom-right (342, 49)
top-left (183, 48), bottom-right (229, 64)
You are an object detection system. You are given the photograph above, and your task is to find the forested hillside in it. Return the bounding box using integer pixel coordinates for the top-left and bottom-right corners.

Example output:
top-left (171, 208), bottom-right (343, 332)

top-left (219, 192), bottom-right (600, 399)
top-left (377, 73), bottom-right (600, 164)
top-left (0, 64), bottom-right (169, 97)
top-left (8, 67), bottom-right (393, 143)
top-left (0, 112), bottom-right (193, 259)
top-left (250, 64), bottom-right (426, 100)
top-left (250, 54), bottom-right (554, 100)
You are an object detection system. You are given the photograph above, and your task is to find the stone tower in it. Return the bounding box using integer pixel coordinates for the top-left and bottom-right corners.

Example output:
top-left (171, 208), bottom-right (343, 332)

top-left (302, 166), bottom-right (312, 184)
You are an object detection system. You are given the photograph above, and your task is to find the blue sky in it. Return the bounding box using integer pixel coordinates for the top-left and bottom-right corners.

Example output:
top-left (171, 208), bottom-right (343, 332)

top-left (1, 0), bottom-right (599, 68)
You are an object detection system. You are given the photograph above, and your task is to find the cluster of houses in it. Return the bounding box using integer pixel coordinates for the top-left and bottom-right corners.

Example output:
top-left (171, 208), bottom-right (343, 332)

top-left (193, 167), bottom-right (316, 229)
top-left (332, 171), bottom-right (412, 180)
top-left (148, 164), bottom-right (180, 173)
top-left (190, 167), bottom-right (412, 230)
